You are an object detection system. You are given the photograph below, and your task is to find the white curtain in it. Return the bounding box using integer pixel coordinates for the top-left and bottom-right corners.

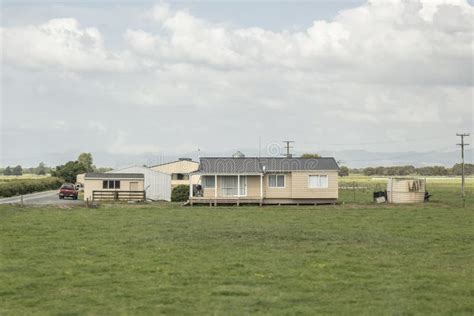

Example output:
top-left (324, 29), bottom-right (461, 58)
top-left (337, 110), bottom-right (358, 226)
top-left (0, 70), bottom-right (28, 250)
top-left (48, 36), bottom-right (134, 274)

top-left (309, 175), bottom-right (328, 188)
top-left (221, 176), bottom-right (247, 196)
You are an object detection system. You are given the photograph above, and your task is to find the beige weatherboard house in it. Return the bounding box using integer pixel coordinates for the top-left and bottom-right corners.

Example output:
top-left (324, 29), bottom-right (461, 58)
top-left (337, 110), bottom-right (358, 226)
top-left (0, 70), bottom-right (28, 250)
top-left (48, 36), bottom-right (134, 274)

top-left (189, 155), bottom-right (340, 205)
top-left (151, 158), bottom-right (199, 188)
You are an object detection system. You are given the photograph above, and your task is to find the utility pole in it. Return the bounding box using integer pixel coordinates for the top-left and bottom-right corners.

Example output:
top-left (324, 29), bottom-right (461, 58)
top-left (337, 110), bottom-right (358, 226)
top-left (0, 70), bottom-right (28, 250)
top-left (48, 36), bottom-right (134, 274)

top-left (456, 133), bottom-right (470, 197)
top-left (282, 140), bottom-right (294, 158)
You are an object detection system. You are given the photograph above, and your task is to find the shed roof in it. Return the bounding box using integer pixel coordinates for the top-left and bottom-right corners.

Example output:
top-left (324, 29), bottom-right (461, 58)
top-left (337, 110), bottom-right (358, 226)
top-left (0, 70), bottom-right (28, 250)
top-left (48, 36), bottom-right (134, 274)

top-left (196, 157), bottom-right (339, 174)
top-left (108, 165), bottom-right (170, 176)
top-left (151, 159), bottom-right (199, 168)
top-left (84, 173), bottom-right (144, 179)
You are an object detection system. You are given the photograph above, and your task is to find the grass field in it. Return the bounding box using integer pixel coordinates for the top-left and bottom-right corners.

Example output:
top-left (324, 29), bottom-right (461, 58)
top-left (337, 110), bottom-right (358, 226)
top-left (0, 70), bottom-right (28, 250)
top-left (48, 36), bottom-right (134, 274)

top-left (0, 174), bottom-right (50, 182)
top-left (0, 178), bottom-right (473, 314)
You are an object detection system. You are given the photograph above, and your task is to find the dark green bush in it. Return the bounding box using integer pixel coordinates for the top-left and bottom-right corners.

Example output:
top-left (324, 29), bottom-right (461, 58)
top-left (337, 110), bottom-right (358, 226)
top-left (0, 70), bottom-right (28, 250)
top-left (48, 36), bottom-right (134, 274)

top-left (0, 177), bottom-right (63, 197)
top-left (171, 185), bottom-right (189, 202)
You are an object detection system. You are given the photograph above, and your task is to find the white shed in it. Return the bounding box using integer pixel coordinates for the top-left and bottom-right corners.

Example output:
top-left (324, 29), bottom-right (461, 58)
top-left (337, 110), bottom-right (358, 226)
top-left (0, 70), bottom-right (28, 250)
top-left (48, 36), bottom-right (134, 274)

top-left (108, 166), bottom-right (171, 201)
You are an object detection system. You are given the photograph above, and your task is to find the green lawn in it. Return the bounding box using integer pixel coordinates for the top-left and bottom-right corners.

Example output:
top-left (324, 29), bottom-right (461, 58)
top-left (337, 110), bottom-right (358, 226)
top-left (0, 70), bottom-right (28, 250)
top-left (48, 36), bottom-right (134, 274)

top-left (0, 181), bottom-right (473, 314)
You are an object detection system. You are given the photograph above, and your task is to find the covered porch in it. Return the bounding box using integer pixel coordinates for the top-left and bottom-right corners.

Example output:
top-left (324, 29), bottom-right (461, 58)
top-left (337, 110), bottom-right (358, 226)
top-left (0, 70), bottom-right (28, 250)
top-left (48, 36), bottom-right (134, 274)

top-left (189, 173), bottom-right (264, 205)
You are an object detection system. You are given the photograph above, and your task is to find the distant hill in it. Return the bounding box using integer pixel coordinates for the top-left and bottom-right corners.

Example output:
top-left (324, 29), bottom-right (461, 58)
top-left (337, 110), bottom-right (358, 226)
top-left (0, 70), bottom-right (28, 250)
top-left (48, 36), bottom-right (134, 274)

top-left (2, 148), bottom-right (472, 169)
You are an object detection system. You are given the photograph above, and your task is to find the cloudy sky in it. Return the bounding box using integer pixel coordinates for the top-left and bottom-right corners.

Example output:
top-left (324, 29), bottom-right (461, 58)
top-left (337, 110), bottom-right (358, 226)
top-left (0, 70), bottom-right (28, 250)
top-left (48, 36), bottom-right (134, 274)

top-left (1, 0), bottom-right (473, 167)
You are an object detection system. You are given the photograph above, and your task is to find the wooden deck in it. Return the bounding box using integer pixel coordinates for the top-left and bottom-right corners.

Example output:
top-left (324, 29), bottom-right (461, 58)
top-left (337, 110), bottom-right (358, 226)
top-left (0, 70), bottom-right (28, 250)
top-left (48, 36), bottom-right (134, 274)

top-left (189, 197), bottom-right (337, 206)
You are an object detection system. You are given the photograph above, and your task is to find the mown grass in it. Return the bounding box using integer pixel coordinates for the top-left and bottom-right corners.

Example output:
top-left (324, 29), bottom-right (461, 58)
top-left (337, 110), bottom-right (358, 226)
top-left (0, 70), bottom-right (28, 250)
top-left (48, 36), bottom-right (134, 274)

top-left (0, 181), bottom-right (473, 315)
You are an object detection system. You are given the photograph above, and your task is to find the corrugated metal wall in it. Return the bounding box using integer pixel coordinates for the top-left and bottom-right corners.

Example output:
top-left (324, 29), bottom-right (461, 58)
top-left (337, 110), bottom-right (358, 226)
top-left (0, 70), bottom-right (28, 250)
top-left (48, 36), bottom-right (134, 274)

top-left (109, 166), bottom-right (171, 201)
top-left (387, 178), bottom-right (425, 204)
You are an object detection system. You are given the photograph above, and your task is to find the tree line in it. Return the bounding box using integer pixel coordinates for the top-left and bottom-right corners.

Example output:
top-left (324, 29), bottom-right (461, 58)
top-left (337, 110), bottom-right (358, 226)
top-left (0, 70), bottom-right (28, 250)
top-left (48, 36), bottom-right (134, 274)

top-left (1, 153), bottom-right (112, 182)
top-left (2, 152), bottom-right (472, 180)
top-left (349, 164), bottom-right (474, 176)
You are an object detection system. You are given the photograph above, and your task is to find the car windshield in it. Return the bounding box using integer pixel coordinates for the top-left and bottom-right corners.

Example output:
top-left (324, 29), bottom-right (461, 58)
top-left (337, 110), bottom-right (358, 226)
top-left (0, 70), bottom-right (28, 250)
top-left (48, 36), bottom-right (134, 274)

top-left (61, 184), bottom-right (74, 189)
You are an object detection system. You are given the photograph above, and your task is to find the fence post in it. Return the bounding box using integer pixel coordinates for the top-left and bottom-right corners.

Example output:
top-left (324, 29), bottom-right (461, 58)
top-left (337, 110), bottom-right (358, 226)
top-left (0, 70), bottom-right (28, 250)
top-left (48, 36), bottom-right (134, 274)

top-left (20, 195), bottom-right (24, 207)
top-left (353, 181), bottom-right (356, 202)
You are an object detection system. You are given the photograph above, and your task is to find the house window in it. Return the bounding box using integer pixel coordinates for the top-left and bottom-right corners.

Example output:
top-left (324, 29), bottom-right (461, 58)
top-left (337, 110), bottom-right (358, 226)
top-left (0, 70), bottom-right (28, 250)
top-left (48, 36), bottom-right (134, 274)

top-left (172, 173), bottom-right (189, 180)
top-left (268, 175), bottom-right (285, 188)
top-left (308, 175), bottom-right (328, 188)
top-left (103, 180), bottom-right (121, 189)
top-left (202, 176), bottom-right (215, 188)
top-left (221, 176), bottom-right (247, 196)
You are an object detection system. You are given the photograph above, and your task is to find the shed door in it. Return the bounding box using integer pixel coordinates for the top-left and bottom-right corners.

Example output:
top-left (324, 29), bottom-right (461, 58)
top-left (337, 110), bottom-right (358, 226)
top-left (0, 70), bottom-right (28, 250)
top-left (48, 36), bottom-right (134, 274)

top-left (129, 182), bottom-right (139, 191)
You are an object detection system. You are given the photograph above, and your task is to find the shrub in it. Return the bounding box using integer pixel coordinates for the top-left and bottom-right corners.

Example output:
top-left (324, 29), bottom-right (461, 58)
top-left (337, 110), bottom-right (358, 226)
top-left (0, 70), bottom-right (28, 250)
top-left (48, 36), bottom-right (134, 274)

top-left (338, 166), bottom-right (349, 177)
top-left (0, 177), bottom-right (63, 198)
top-left (171, 185), bottom-right (189, 202)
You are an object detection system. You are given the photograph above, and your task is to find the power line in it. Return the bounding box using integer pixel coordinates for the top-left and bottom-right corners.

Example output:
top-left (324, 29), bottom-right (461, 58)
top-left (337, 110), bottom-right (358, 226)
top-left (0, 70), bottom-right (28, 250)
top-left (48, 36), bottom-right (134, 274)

top-left (342, 146), bottom-right (455, 162)
top-left (301, 135), bottom-right (452, 147)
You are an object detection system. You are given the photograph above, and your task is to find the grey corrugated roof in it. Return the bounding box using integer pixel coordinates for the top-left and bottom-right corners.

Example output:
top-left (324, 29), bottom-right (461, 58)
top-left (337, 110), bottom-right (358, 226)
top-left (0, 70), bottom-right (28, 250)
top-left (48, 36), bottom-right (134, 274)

top-left (84, 173), bottom-right (144, 179)
top-left (197, 157), bottom-right (339, 174)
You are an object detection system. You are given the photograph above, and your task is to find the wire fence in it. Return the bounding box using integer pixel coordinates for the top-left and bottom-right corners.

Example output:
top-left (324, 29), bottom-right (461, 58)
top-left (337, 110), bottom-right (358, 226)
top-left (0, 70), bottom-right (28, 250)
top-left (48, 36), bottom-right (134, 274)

top-left (338, 178), bottom-right (473, 205)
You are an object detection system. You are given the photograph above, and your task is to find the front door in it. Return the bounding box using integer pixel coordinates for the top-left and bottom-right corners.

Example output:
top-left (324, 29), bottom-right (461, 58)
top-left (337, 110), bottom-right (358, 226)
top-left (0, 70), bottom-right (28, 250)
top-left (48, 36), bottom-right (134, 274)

top-left (129, 182), bottom-right (139, 191)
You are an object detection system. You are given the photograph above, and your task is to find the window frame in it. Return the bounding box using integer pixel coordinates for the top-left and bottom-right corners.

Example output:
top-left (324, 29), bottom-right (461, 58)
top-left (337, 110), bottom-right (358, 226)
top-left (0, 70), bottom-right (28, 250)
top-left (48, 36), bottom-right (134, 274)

top-left (268, 174), bottom-right (285, 188)
top-left (202, 176), bottom-right (215, 188)
top-left (102, 180), bottom-right (121, 189)
top-left (172, 173), bottom-right (190, 181)
top-left (308, 175), bottom-right (329, 189)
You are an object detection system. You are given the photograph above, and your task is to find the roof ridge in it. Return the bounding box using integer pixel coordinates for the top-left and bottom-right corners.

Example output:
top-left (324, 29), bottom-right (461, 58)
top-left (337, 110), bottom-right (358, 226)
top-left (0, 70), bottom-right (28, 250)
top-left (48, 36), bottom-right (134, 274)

top-left (150, 159), bottom-right (199, 168)
top-left (199, 157), bottom-right (335, 159)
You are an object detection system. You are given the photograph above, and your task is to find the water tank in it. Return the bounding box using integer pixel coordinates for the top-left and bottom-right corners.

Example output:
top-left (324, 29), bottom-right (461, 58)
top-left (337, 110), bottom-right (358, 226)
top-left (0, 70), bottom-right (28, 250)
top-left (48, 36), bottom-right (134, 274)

top-left (232, 151), bottom-right (245, 158)
top-left (387, 178), bottom-right (426, 203)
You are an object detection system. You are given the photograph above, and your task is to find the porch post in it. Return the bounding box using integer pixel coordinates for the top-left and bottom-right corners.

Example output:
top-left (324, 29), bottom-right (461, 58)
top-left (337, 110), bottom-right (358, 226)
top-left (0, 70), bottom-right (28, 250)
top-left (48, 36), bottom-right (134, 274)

top-left (260, 174), bottom-right (263, 206)
top-left (214, 175), bottom-right (217, 198)
top-left (189, 178), bottom-right (193, 198)
top-left (237, 174), bottom-right (240, 206)
top-left (237, 175), bottom-right (240, 197)
top-left (214, 175), bottom-right (218, 206)
top-left (189, 175), bottom-right (193, 206)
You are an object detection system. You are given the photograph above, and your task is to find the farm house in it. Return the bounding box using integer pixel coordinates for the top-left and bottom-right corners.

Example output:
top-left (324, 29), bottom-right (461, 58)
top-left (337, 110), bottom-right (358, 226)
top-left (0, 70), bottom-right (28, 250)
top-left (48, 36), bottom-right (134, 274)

top-left (151, 158), bottom-right (200, 188)
top-left (189, 155), bottom-right (340, 206)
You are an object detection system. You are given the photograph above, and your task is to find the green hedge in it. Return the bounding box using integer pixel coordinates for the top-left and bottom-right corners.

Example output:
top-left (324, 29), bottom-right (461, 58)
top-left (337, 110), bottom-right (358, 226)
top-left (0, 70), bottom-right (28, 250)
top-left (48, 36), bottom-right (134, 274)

top-left (171, 185), bottom-right (189, 202)
top-left (0, 177), bottom-right (63, 198)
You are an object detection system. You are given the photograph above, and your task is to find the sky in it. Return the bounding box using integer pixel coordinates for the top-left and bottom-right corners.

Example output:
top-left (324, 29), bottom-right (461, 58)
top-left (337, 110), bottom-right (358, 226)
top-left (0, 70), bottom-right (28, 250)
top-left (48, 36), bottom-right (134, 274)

top-left (1, 0), bottom-right (473, 167)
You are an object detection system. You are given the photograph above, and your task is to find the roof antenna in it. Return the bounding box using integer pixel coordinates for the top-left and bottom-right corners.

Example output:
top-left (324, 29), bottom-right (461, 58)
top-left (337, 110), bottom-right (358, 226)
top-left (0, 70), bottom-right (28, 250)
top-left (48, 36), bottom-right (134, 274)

top-left (282, 140), bottom-right (294, 158)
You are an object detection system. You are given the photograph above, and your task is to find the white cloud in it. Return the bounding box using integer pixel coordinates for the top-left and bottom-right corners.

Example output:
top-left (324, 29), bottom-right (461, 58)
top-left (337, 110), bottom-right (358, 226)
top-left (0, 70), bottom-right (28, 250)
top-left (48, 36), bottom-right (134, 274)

top-left (122, 0), bottom-right (473, 86)
top-left (1, 0), bottom-right (472, 163)
top-left (1, 18), bottom-right (133, 72)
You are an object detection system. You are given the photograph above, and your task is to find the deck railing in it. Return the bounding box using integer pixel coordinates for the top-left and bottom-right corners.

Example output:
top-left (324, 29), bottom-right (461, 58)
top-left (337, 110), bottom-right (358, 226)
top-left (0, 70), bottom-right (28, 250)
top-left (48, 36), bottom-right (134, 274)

top-left (92, 190), bottom-right (146, 202)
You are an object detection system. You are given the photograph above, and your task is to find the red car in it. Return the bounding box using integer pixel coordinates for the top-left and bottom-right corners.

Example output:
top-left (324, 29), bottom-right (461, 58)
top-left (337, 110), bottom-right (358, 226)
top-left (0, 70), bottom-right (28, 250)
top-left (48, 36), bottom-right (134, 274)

top-left (59, 183), bottom-right (78, 200)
